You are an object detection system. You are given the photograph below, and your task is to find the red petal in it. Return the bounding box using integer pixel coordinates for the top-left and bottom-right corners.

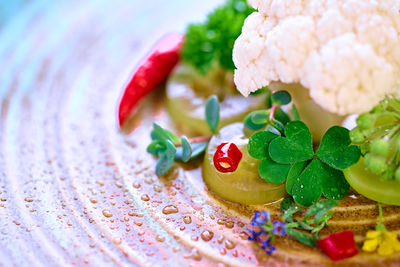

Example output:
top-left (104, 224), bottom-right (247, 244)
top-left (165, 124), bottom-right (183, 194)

top-left (318, 231), bottom-right (358, 261)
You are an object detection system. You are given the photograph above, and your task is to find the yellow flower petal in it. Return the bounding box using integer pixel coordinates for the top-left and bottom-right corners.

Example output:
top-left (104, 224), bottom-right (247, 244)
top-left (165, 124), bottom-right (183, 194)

top-left (363, 238), bottom-right (378, 252)
top-left (386, 232), bottom-right (400, 252)
top-left (366, 231), bottom-right (381, 239)
top-left (378, 239), bottom-right (394, 256)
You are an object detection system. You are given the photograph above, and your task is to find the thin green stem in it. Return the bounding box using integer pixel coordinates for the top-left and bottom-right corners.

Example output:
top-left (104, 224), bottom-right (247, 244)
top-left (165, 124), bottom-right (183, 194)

top-left (365, 122), bottom-right (398, 140)
top-left (269, 104), bottom-right (278, 122)
top-left (375, 111), bottom-right (400, 120)
top-left (376, 202), bottom-right (386, 231)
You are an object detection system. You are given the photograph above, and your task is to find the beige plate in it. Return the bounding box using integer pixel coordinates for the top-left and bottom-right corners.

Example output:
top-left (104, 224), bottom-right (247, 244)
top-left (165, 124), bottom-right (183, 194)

top-left (0, 1), bottom-right (399, 266)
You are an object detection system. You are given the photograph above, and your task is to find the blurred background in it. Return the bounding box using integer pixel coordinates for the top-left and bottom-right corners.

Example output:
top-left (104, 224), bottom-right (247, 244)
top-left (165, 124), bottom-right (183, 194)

top-left (0, 1), bottom-right (229, 266)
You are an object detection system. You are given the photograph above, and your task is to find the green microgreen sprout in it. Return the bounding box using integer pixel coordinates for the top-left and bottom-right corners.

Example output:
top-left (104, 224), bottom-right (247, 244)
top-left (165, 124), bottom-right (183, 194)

top-left (281, 197), bottom-right (340, 245)
top-left (148, 95), bottom-right (220, 176)
top-left (205, 95), bottom-right (220, 134)
top-left (244, 90), bottom-right (291, 133)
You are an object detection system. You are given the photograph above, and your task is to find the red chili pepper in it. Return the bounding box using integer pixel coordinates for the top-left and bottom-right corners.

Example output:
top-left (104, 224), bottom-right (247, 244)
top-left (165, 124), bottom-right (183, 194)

top-left (213, 142), bottom-right (243, 173)
top-left (317, 231), bottom-right (358, 261)
top-left (118, 33), bottom-right (184, 127)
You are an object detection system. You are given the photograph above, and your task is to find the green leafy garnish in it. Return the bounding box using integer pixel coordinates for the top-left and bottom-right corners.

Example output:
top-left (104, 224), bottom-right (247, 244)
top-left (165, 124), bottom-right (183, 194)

top-left (181, 0), bottom-right (253, 73)
top-left (148, 95), bottom-right (220, 176)
top-left (271, 90), bottom-right (291, 106)
top-left (205, 95), bottom-right (220, 134)
top-left (283, 197), bottom-right (339, 245)
top-left (269, 121), bottom-right (314, 164)
top-left (180, 136), bottom-right (192, 162)
top-left (286, 228), bottom-right (317, 246)
top-left (175, 142), bottom-right (208, 162)
top-left (147, 124), bottom-right (208, 176)
top-left (155, 140), bottom-right (176, 177)
top-left (280, 197), bottom-right (302, 223)
top-left (249, 121), bottom-right (361, 206)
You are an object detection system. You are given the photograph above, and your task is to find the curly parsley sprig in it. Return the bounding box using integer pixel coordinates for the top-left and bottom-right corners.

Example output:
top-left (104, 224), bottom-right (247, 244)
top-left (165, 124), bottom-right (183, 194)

top-left (181, 0), bottom-right (253, 74)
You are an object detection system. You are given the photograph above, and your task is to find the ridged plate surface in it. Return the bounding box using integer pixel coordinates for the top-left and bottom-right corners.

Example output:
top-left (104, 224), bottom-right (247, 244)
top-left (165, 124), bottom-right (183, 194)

top-left (0, 1), bottom-right (399, 266)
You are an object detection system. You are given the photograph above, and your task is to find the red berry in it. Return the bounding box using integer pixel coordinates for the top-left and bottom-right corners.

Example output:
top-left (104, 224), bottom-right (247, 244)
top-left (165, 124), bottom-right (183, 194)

top-left (318, 231), bottom-right (358, 261)
top-left (213, 142), bottom-right (242, 173)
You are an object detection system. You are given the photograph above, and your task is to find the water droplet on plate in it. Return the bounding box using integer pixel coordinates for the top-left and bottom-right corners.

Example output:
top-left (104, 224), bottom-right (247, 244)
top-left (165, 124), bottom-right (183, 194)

top-left (162, 205), bottom-right (178, 215)
top-left (183, 216), bottom-right (192, 224)
top-left (113, 237), bottom-right (122, 245)
top-left (200, 230), bottom-right (214, 241)
top-left (102, 209), bottom-right (113, 218)
top-left (156, 235), bottom-right (165, 242)
top-left (225, 239), bottom-right (236, 249)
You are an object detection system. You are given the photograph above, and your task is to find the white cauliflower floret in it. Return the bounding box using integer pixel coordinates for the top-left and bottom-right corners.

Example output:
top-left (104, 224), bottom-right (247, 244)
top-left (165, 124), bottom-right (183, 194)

top-left (233, 0), bottom-right (400, 115)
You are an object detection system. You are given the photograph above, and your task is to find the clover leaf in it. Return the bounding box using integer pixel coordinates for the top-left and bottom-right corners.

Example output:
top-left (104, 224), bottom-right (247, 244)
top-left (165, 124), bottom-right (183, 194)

top-left (269, 121), bottom-right (314, 164)
top-left (259, 156), bottom-right (291, 184)
top-left (248, 120), bottom-right (361, 207)
top-left (248, 131), bottom-right (278, 160)
top-left (316, 126), bottom-right (361, 170)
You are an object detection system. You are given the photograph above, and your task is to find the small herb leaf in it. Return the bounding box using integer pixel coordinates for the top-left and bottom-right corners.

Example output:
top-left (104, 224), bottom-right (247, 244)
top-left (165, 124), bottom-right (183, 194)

top-left (244, 111), bottom-right (267, 130)
top-left (271, 91), bottom-right (291, 105)
top-left (189, 142), bottom-right (208, 159)
top-left (320, 164), bottom-right (350, 201)
top-left (291, 104), bottom-right (301, 121)
top-left (205, 95), bottom-right (220, 134)
top-left (291, 160), bottom-right (323, 207)
top-left (273, 108), bottom-right (291, 125)
top-left (316, 126), bottom-right (361, 170)
top-left (286, 161), bottom-right (308, 195)
top-left (304, 199), bottom-right (340, 221)
top-left (259, 157), bottom-right (291, 184)
top-left (151, 123), bottom-right (180, 143)
top-left (251, 111), bottom-right (269, 125)
top-left (248, 131), bottom-right (278, 160)
top-left (147, 140), bottom-right (166, 156)
top-left (175, 142), bottom-right (208, 161)
top-left (155, 140), bottom-right (176, 176)
top-left (286, 228), bottom-right (316, 246)
top-left (269, 121), bottom-right (314, 164)
top-left (281, 197), bottom-right (302, 223)
top-left (180, 136), bottom-right (192, 162)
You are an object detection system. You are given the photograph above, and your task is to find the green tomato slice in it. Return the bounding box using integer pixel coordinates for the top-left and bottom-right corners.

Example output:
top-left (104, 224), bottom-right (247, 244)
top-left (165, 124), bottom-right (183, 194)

top-left (343, 158), bottom-right (400, 206)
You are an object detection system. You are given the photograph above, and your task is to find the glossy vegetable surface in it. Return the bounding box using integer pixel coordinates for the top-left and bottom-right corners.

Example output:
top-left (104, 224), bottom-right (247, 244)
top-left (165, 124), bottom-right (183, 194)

top-left (318, 231), bottom-right (358, 261)
top-left (344, 158), bottom-right (400, 206)
top-left (202, 123), bottom-right (286, 204)
top-left (118, 33), bottom-right (184, 127)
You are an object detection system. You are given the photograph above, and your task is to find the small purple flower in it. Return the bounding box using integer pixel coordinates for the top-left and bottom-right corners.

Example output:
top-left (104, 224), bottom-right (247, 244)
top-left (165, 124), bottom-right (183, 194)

top-left (265, 244), bottom-right (276, 255)
top-left (248, 210), bottom-right (276, 256)
top-left (251, 210), bottom-right (270, 227)
top-left (272, 220), bottom-right (286, 236)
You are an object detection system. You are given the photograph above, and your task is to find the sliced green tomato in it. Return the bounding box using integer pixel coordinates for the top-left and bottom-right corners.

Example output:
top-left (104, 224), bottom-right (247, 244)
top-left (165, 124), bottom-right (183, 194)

top-left (343, 158), bottom-right (400, 206)
top-left (202, 123), bottom-right (286, 205)
top-left (166, 65), bottom-right (267, 136)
